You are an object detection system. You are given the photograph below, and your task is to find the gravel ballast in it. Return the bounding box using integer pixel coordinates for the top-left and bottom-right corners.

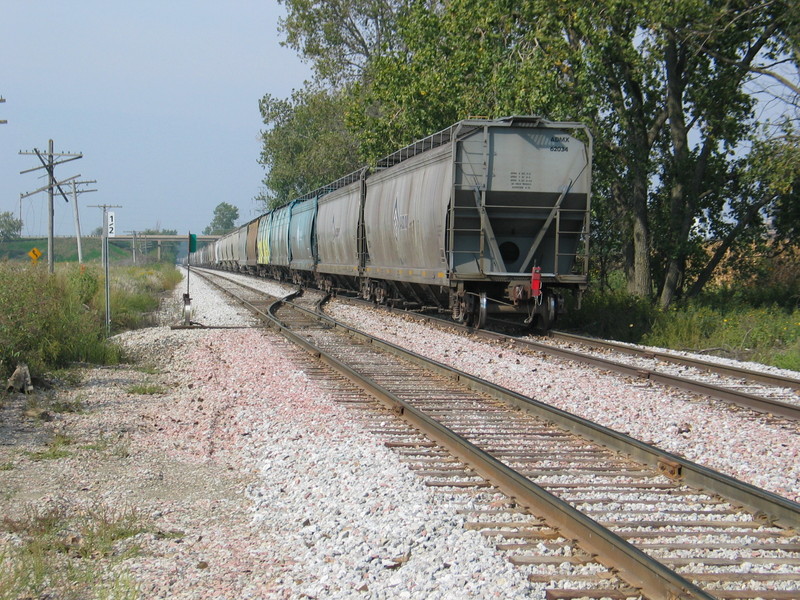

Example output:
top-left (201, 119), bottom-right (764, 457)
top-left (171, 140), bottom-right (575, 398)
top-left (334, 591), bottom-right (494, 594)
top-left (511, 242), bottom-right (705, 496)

top-left (2, 268), bottom-right (797, 599)
top-left (1, 272), bottom-right (535, 599)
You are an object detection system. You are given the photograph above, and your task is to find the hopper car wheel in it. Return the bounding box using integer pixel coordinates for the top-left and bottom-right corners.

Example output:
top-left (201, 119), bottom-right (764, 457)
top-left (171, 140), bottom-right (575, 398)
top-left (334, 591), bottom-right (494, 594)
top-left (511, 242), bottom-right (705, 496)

top-left (475, 292), bottom-right (487, 328)
top-left (456, 293), bottom-right (487, 328)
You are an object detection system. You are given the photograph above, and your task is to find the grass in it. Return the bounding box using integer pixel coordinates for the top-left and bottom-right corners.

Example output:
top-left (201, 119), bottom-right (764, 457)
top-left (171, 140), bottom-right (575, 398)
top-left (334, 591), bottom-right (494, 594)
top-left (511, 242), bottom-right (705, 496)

top-left (560, 279), bottom-right (800, 371)
top-left (643, 304), bottom-right (800, 369)
top-left (125, 383), bottom-right (165, 395)
top-left (0, 502), bottom-right (144, 600)
top-left (24, 433), bottom-right (74, 461)
top-left (0, 261), bottom-right (183, 380)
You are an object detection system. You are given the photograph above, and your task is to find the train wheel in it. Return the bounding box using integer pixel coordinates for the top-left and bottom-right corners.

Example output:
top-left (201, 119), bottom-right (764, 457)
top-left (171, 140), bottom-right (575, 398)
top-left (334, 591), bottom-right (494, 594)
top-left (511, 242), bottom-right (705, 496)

top-left (475, 292), bottom-right (487, 328)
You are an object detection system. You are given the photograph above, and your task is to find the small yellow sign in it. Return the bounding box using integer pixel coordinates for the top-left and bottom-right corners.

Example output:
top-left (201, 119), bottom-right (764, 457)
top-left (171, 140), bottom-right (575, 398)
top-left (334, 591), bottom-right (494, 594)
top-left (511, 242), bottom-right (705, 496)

top-left (28, 247), bottom-right (42, 261)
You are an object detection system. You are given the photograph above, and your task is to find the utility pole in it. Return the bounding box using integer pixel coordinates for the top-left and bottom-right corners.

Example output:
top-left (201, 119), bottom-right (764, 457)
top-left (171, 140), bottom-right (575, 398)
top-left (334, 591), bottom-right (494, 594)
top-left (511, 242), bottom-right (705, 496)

top-left (19, 142), bottom-right (82, 273)
top-left (89, 204), bottom-right (122, 335)
top-left (20, 172), bottom-right (80, 243)
top-left (69, 179), bottom-right (97, 263)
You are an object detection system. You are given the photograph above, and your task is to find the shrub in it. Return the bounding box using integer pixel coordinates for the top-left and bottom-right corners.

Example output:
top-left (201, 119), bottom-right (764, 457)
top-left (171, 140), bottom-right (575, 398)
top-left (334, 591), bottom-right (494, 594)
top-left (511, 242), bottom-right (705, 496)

top-left (558, 288), bottom-right (657, 342)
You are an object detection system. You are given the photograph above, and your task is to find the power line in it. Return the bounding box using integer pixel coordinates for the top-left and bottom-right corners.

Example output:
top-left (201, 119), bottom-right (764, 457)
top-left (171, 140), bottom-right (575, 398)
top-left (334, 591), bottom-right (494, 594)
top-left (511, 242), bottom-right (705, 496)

top-left (19, 141), bottom-right (83, 273)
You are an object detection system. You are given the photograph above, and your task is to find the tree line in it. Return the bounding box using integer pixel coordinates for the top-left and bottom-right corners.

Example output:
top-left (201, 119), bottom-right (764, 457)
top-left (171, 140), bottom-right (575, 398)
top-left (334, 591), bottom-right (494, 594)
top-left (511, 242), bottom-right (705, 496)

top-left (258, 0), bottom-right (798, 308)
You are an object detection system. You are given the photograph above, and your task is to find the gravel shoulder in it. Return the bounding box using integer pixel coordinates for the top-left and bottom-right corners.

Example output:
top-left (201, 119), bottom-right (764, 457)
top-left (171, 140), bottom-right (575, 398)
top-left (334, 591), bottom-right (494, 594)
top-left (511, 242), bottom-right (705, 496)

top-left (0, 273), bottom-right (536, 599)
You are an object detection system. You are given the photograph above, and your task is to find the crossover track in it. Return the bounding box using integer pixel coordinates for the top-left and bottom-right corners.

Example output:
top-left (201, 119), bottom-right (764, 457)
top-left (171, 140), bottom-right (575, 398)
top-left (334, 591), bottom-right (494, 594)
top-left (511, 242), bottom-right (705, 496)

top-left (191, 269), bottom-right (800, 600)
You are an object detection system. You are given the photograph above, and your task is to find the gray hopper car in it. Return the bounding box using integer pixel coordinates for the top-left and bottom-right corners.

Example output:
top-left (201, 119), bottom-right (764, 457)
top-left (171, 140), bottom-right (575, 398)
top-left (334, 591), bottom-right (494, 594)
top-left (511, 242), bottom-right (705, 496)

top-left (190, 116), bottom-right (592, 329)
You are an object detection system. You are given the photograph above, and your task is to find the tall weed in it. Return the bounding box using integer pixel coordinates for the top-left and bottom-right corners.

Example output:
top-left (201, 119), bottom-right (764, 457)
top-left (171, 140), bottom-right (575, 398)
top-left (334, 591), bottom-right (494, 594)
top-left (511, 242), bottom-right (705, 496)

top-left (560, 281), bottom-right (800, 371)
top-left (0, 262), bottom-right (181, 378)
top-left (0, 263), bottom-right (117, 378)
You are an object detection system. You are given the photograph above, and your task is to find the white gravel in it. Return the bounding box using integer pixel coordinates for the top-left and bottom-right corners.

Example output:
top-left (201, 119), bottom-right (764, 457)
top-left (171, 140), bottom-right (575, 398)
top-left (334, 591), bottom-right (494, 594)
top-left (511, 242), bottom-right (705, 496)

top-left (117, 269), bottom-right (541, 598)
top-left (321, 301), bottom-right (800, 503)
top-left (109, 268), bottom-right (797, 597)
top-left (199, 268), bottom-right (800, 503)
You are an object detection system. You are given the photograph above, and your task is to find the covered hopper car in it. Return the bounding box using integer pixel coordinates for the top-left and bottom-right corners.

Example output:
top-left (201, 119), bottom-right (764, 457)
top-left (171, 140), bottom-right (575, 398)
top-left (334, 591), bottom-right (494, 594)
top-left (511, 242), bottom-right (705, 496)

top-left (189, 116), bottom-right (592, 329)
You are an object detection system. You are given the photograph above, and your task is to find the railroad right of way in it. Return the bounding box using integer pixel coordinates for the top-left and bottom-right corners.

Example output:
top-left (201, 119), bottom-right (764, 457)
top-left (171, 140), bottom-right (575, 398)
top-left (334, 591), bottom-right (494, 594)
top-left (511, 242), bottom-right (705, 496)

top-left (192, 267), bottom-right (800, 600)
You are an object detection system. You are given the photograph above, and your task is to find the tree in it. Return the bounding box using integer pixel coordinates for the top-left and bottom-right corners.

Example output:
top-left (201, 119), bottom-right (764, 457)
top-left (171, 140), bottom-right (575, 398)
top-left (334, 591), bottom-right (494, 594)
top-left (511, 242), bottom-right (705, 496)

top-left (278, 0), bottom-right (402, 85)
top-left (203, 203), bottom-right (239, 235)
top-left (271, 0), bottom-right (798, 306)
top-left (0, 212), bottom-right (22, 241)
top-left (258, 87), bottom-right (361, 208)
top-left (344, 0), bottom-right (798, 305)
top-left (140, 228), bottom-right (178, 236)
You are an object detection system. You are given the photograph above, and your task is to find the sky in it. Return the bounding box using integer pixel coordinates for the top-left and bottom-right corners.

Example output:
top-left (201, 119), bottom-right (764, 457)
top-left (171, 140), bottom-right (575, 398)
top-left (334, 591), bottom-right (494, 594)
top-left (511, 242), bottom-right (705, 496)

top-left (0, 1), bottom-right (312, 238)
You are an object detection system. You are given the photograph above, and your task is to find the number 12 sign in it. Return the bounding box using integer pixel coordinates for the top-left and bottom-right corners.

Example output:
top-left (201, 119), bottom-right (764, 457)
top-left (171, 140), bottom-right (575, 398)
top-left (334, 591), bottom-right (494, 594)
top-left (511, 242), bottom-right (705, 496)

top-left (107, 211), bottom-right (116, 238)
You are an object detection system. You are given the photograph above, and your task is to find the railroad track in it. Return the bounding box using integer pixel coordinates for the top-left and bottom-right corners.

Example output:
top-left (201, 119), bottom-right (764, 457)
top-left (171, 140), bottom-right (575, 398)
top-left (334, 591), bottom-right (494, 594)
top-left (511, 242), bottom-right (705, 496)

top-left (189, 269), bottom-right (800, 600)
top-left (322, 295), bottom-right (800, 422)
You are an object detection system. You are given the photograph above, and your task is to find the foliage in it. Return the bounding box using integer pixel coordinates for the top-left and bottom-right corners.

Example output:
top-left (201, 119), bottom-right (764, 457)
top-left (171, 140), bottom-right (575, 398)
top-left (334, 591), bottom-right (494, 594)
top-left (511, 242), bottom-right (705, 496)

top-left (642, 304), bottom-right (800, 369)
top-left (0, 502), bottom-right (144, 599)
top-left (267, 0), bottom-right (799, 308)
top-left (0, 263), bottom-right (119, 378)
top-left (125, 383), bottom-right (165, 395)
top-left (560, 255), bottom-right (800, 370)
top-left (0, 262), bottom-right (182, 379)
top-left (202, 202), bottom-right (239, 235)
top-left (559, 289), bottom-right (659, 343)
top-left (0, 236), bottom-right (179, 265)
top-left (278, 0), bottom-right (402, 85)
top-left (258, 87), bottom-right (362, 208)
top-left (0, 212), bottom-right (22, 241)
top-left (140, 227), bottom-right (178, 236)
top-left (107, 263), bottom-right (183, 332)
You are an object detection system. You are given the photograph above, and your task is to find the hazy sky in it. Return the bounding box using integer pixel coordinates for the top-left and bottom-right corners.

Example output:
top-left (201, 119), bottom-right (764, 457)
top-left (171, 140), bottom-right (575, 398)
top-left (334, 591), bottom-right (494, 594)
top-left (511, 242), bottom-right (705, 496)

top-left (0, 1), bottom-right (312, 238)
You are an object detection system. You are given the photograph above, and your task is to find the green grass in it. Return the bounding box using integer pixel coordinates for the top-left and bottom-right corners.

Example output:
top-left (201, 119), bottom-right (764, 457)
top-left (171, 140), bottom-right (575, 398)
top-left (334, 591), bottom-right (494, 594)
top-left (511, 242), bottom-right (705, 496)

top-left (24, 433), bottom-right (74, 461)
top-left (0, 502), bottom-right (144, 600)
top-left (559, 281), bottom-right (800, 371)
top-left (125, 383), bottom-right (165, 395)
top-left (0, 236), bottom-right (179, 265)
top-left (643, 305), bottom-right (800, 369)
top-left (0, 262), bottom-right (182, 380)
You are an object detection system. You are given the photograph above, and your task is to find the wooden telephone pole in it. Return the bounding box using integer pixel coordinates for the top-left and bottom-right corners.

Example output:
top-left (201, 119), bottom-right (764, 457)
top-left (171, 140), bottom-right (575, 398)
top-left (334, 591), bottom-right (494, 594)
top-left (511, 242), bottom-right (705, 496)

top-left (19, 141), bottom-right (82, 273)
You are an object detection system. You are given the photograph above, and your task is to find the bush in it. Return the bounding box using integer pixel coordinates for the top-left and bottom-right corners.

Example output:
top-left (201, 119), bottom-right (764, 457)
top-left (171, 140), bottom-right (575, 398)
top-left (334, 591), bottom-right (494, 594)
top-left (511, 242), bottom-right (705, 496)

top-left (559, 278), bottom-right (800, 370)
top-left (644, 304), bottom-right (800, 366)
top-left (0, 262), bottom-right (182, 379)
top-left (558, 288), bottom-right (657, 342)
top-left (0, 263), bottom-right (119, 378)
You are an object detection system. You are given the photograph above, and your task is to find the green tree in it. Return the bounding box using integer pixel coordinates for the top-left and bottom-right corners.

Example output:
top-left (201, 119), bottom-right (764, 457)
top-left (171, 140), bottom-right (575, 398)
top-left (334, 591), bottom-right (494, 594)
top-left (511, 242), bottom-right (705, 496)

top-left (345, 0), bottom-right (798, 305)
top-left (141, 227), bottom-right (178, 236)
top-left (203, 203), bottom-right (239, 235)
top-left (278, 0), bottom-right (402, 85)
top-left (258, 87), bottom-right (362, 208)
top-left (272, 0), bottom-right (798, 306)
top-left (0, 211), bottom-right (22, 241)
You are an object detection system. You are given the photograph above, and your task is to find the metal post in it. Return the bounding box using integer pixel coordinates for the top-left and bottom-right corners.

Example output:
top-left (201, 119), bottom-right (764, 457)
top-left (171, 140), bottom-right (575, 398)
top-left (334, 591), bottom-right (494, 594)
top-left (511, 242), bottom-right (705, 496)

top-left (103, 208), bottom-right (111, 335)
top-left (47, 139), bottom-right (54, 273)
top-left (70, 180), bottom-right (83, 263)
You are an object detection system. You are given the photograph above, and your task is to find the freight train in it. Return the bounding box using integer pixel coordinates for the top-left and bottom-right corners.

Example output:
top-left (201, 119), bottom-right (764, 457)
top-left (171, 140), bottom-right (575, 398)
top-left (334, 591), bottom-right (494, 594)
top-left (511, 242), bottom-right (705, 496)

top-left (189, 116), bottom-right (592, 329)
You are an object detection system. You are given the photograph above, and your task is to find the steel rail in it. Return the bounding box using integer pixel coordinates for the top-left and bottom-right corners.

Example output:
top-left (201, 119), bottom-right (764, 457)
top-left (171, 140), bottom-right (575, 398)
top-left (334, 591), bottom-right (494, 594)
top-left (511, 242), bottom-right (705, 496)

top-left (549, 330), bottom-right (800, 391)
top-left (190, 270), bottom-right (800, 598)
top-left (196, 270), bottom-right (800, 527)
top-left (259, 299), bottom-right (714, 600)
top-left (341, 298), bottom-right (800, 420)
